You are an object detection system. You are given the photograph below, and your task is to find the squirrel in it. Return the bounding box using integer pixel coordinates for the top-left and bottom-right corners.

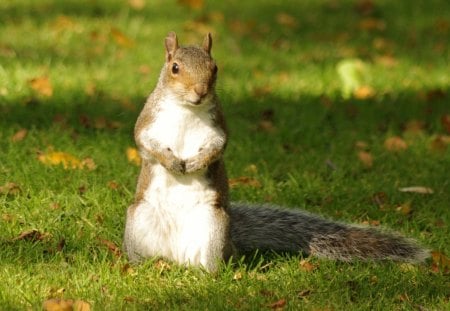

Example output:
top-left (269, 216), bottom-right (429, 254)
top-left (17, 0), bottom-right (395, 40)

top-left (123, 32), bottom-right (429, 272)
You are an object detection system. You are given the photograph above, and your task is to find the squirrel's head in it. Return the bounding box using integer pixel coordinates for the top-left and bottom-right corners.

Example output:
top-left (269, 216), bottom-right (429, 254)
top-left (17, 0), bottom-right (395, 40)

top-left (163, 32), bottom-right (218, 106)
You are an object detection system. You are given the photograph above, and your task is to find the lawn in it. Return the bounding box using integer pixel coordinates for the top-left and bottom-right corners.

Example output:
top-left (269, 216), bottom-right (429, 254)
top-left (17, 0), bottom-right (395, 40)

top-left (0, 0), bottom-right (449, 309)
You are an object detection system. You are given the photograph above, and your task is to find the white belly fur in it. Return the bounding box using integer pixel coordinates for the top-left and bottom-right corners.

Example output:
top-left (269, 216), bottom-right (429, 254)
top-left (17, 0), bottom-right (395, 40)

top-left (130, 98), bottom-right (224, 270)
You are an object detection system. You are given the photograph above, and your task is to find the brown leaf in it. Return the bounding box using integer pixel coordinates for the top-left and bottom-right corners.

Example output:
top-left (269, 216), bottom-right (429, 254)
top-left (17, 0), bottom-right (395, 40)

top-left (29, 76), bottom-right (53, 97)
top-left (11, 128), bottom-right (28, 142)
top-left (441, 114), bottom-right (450, 133)
top-left (384, 136), bottom-right (408, 152)
top-left (126, 147), bottom-right (141, 166)
top-left (0, 182), bottom-right (21, 196)
top-left (430, 135), bottom-right (450, 152)
top-left (357, 150), bottom-right (373, 168)
top-left (355, 0), bottom-right (376, 16)
top-left (229, 176), bottom-right (261, 188)
top-left (178, 0), bottom-right (203, 9)
top-left (154, 259), bottom-right (171, 272)
top-left (268, 298), bottom-right (287, 310)
top-left (13, 229), bottom-right (51, 242)
top-left (299, 259), bottom-right (317, 272)
top-left (110, 28), bottom-right (135, 48)
top-left (431, 251), bottom-right (450, 274)
top-left (398, 186), bottom-right (434, 194)
top-left (355, 140), bottom-right (369, 150)
top-left (107, 181), bottom-right (120, 190)
top-left (98, 238), bottom-right (122, 258)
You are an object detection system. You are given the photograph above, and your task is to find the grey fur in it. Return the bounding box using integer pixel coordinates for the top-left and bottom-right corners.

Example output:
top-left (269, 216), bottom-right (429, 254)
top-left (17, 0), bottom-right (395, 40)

top-left (229, 203), bottom-right (429, 263)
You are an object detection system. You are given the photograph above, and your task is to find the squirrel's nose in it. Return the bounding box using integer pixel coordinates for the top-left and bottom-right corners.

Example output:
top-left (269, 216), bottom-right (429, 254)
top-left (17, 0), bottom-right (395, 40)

top-left (194, 84), bottom-right (208, 98)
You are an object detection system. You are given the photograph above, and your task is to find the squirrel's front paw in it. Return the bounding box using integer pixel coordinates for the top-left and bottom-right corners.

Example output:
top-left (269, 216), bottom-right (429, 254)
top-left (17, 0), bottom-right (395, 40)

top-left (185, 157), bottom-right (206, 173)
top-left (168, 158), bottom-right (186, 174)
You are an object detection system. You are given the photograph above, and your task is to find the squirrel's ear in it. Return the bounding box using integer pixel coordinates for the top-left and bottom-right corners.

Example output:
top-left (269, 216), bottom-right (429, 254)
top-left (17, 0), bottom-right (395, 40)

top-left (202, 33), bottom-right (212, 55)
top-left (165, 32), bottom-right (179, 62)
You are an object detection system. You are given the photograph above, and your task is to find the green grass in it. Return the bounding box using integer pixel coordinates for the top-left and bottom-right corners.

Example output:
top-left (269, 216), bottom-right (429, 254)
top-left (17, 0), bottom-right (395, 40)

top-left (1, 0), bottom-right (449, 309)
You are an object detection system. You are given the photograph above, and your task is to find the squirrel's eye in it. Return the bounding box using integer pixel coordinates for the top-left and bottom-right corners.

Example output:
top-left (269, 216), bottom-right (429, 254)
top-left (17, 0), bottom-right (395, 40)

top-left (172, 63), bottom-right (179, 74)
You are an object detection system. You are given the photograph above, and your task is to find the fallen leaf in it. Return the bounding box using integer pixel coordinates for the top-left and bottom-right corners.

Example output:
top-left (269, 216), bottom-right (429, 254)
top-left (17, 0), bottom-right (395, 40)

top-left (11, 128), bottom-right (28, 142)
top-left (128, 0), bottom-right (145, 10)
top-left (13, 229), bottom-right (51, 242)
top-left (357, 150), bottom-right (373, 167)
top-left (126, 147), bottom-right (141, 166)
top-left (178, 0), bottom-right (203, 9)
top-left (396, 201), bottom-right (412, 215)
top-left (229, 176), bottom-right (261, 188)
top-left (233, 271), bottom-right (243, 281)
top-left (154, 259), bottom-right (171, 272)
top-left (441, 114), bottom-right (450, 133)
top-left (107, 181), bottom-right (120, 190)
top-left (29, 76), bottom-right (53, 97)
top-left (384, 136), bottom-right (408, 152)
top-left (268, 298), bottom-right (287, 310)
top-left (374, 55), bottom-right (398, 67)
top-left (361, 219), bottom-right (381, 226)
top-left (398, 186), bottom-right (434, 194)
top-left (38, 151), bottom-right (95, 170)
top-left (431, 251), bottom-right (450, 274)
top-left (355, 0), bottom-right (375, 16)
top-left (430, 135), bottom-right (450, 152)
top-left (354, 85), bottom-right (375, 99)
top-left (0, 182), bottom-right (21, 196)
top-left (98, 238), bottom-right (122, 258)
top-left (299, 259), bottom-right (317, 272)
top-left (403, 119), bottom-right (425, 135)
top-left (110, 27), bottom-right (134, 48)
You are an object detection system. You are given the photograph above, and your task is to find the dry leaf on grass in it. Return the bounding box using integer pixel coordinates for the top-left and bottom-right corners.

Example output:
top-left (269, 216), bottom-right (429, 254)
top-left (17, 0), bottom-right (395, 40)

top-left (38, 151), bottom-right (96, 170)
top-left (384, 136), bottom-right (408, 152)
top-left (98, 238), bottom-right (122, 258)
top-left (229, 176), bottom-right (261, 188)
top-left (354, 85), bottom-right (375, 99)
top-left (357, 150), bottom-right (373, 168)
top-left (430, 251), bottom-right (450, 274)
top-left (126, 147), bottom-right (141, 166)
top-left (29, 76), bottom-right (53, 97)
top-left (396, 201), bottom-right (412, 215)
top-left (299, 259), bottom-right (318, 272)
top-left (0, 182), bottom-right (21, 196)
top-left (11, 128), bottom-right (28, 142)
top-left (268, 298), bottom-right (287, 310)
top-left (13, 229), bottom-right (51, 242)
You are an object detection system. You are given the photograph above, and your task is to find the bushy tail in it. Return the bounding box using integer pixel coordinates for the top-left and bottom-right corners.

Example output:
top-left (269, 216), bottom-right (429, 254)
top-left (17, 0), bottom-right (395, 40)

top-left (229, 204), bottom-right (429, 263)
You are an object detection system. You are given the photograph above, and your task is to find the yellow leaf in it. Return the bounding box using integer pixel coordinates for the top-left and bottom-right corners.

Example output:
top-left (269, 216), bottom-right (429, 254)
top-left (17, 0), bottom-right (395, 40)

top-left (38, 151), bottom-right (96, 170)
top-left (29, 76), bottom-right (53, 97)
top-left (354, 85), bottom-right (375, 99)
top-left (299, 259), bottom-right (318, 272)
top-left (0, 182), bottom-right (21, 196)
top-left (126, 147), bottom-right (141, 166)
top-left (396, 201), bottom-right (412, 215)
top-left (384, 136), bottom-right (408, 152)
